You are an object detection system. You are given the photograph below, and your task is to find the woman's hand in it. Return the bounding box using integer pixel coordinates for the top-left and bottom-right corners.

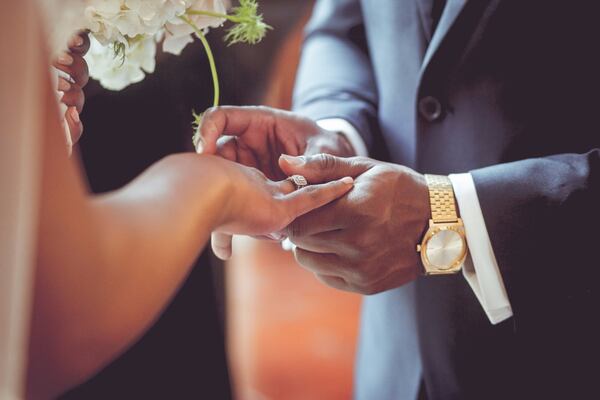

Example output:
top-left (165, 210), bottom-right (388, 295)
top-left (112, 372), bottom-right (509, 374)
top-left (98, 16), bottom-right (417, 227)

top-left (206, 155), bottom-right (355, 259)
top-left (53, 32), bottom-right (90, 145)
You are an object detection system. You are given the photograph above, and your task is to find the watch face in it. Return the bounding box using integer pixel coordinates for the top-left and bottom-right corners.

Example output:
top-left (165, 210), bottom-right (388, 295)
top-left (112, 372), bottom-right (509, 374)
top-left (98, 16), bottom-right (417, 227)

top-left (425, 229), bottom-right (465, 269)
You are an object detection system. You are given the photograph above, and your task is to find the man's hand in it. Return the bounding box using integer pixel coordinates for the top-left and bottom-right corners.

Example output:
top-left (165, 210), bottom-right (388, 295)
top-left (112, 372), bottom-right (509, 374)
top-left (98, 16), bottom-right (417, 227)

top-left (198, 106), bottom-right (357, 258)
top-left (53, 32), bottom-right (90, 145)
top-left (278, 153), bottom-right (430, 294)
top-left (198, 106), bottom-right (356, 180)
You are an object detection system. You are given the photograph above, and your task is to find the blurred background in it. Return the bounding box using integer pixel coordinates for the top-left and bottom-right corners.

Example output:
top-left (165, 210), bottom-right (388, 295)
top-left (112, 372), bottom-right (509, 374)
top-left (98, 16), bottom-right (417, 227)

top-left (60, 1), bottom-right (362, 399)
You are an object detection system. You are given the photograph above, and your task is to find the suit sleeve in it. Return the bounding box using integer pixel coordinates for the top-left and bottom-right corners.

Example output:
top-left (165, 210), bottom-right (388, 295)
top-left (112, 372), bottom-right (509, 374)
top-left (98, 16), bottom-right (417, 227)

top-left (293, 0), bottom-right (378, 152)
top-left (470, 150), bottom-right (600, 317)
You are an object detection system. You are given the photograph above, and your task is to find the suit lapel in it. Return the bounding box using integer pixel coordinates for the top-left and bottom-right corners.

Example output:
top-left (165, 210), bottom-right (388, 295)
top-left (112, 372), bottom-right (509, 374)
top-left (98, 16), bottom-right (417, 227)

top-left (416, 0), bottom-right (435, 41)
top-left (420, 0), bottom-right (468, 73)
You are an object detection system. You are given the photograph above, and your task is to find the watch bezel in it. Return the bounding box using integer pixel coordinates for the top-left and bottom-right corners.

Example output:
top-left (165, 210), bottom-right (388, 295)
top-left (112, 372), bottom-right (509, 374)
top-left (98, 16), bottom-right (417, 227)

top-left (419, 220), bottom-right (467, 275)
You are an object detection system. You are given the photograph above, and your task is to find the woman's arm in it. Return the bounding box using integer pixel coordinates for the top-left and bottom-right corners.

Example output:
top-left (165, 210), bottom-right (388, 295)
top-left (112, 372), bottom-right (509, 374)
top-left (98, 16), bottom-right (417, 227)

top-left (28, 71), bottom-right (233, 397)
top-left (27, 53), bottom-right (353, 398)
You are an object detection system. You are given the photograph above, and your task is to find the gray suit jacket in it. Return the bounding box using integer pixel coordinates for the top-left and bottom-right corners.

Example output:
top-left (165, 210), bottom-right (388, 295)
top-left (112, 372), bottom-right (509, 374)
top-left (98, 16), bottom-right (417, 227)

top-left (293, 1), bottom-right (600, 399)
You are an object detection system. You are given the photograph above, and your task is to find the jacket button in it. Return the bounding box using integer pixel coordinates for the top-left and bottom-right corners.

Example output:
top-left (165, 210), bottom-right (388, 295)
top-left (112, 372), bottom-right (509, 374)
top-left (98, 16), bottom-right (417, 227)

top-left (419, 96), bottom-right (443, 122)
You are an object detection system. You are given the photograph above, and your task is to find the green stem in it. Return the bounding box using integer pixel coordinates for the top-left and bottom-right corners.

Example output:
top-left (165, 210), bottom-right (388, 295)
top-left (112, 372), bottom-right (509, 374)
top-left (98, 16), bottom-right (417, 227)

top-left (198, 32), bottom-right (220, 108)
top-left (180, 16), bottom-right (220, 108)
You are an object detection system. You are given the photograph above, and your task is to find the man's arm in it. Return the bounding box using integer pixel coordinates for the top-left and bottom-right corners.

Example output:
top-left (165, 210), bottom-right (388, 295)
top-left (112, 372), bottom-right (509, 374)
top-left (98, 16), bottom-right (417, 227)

top-left (471, 151), bottom-right (600, 313)
top-left (277, 150), bottom-right (599, 311)
top-left (293, 0), bottom-right (378, 152)
top-left (314, 121), bottom-right (514, 325)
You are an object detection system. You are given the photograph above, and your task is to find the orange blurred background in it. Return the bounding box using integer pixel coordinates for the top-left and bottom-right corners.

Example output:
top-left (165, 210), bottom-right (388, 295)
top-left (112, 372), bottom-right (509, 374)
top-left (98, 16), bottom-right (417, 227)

top-left (227, 239), bottom-right (361, 400)
top-left (226, 7), bottom-right (362, 399)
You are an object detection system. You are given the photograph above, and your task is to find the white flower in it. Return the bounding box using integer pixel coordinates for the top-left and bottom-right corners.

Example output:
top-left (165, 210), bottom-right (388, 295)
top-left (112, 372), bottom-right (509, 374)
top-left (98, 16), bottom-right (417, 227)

top-left (163, 0), bottom-right (227, 55)
top-left (85, 34), bottom-right (157, 91)
top-left (83, 0), bottom-right (189, 44)
top-left (82, 0), bottom-right (229, 89)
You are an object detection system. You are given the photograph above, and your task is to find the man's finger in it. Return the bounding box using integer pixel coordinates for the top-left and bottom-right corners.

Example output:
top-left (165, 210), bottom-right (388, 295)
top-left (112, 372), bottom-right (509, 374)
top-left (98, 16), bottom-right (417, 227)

top-left (217, 135), bottom-right (281, 178)
top-left (286, 229), bottom-right (345, 254)
top-left (216, 136), bottom-right (239, 162)
top-left (283, 177), bottom-right (354, 218)
top-left (199, 106), bottom-right (266, 155)
top-left (212, 232), bottom-right (233, 260)
top-left (279, 154), bottom-right (371, 184)
top-left (293, 247), bottom-right (343, 276)
top-left (314, 273), bottom-right (349, 291)
top-left (286, 200), bottom-right (350, 239)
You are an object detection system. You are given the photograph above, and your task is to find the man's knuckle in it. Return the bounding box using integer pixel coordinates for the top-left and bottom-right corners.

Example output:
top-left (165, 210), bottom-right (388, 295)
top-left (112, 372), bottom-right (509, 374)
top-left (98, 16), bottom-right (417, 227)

top-left (348, 269), bottom-right (367, 286)
top-left (349, 275), bottom-right (377, 294)
top-left (294, 249), bottom-right (313, 270)
top-left (204, 106), bottom-right (219, 119)
top-left (361, 285), bottom-right (379, 296)
top-left (315, 273), bottom-right (333, 287)
top-left (312, 153), bottom-right (336, 170)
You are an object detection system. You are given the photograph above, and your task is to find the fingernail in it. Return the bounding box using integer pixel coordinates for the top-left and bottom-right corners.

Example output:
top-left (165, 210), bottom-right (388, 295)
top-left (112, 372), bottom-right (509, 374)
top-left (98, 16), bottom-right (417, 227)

top-left (69, 107), bottom-right (80, 123)
top-left (280, 154), bottom-right (305, 166)
top-left (58, 78), bottom-right (71, 91)
top-left (70, 35), bottom-right (84, 48)
top-left (193, 130), bottom-right (205, 154)
top-left (341, 176), bottom-right (354, 184)
top-left (56, 69), bottom-right (75, 83)
top-left (57, 53), bottom-right (74, 66)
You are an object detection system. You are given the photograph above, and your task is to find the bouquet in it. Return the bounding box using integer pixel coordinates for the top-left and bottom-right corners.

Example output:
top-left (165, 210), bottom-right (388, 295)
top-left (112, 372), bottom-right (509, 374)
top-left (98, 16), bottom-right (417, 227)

top-left (80, 0), bottom-right (270, 150)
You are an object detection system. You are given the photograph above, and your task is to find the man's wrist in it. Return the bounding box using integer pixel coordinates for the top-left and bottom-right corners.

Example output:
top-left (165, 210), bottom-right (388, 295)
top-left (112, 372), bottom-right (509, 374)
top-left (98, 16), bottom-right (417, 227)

top-left (305, 126), bottom-right (357, 157)
top-left (418, 174), bottom-right (467, 275)
top-left (316, 118), bottom-right (368, 157)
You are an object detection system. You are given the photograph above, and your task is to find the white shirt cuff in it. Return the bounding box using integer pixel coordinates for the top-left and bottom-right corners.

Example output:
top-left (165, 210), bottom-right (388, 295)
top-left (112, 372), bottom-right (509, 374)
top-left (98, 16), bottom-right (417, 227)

top-left (448, 173), bottom-right (513, 324)
top-left (316, 118), bottom-right (369, 157)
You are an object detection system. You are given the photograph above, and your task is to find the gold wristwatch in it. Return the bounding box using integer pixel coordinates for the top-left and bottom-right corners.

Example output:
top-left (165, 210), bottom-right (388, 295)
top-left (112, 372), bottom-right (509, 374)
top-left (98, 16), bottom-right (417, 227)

top-left (417, 175), bottom-right (467, 275)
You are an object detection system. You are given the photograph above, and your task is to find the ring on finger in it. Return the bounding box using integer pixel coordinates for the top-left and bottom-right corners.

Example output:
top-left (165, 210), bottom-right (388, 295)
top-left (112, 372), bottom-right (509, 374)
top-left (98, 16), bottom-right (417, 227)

top-left (287, 174), bottom-right (308, 190)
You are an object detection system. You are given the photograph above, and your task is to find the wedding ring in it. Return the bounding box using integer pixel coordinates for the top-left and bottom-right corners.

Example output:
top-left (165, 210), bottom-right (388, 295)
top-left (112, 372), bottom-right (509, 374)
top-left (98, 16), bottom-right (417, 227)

top-left (287, 174), bottom-right (308, 190)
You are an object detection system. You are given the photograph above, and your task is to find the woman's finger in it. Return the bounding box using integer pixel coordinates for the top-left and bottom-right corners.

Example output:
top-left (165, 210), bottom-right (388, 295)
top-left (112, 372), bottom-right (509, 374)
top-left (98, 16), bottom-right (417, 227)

top-left (54, 52), bottom-right (89, 87)
top-left (283, 177), bottom-right (354, 218)
top-left (272, 177), bottom-right (298, 196)
top-left (64, 106), bottom-right (83, 145)
top-left (211, 232), bottom-right (233, 260)
top-left (68, 32), bottom-right (90, 55)
top-left (59, 82), bottom-right (84, 112)
top-left (216, 136), bottom-right (239, 162)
